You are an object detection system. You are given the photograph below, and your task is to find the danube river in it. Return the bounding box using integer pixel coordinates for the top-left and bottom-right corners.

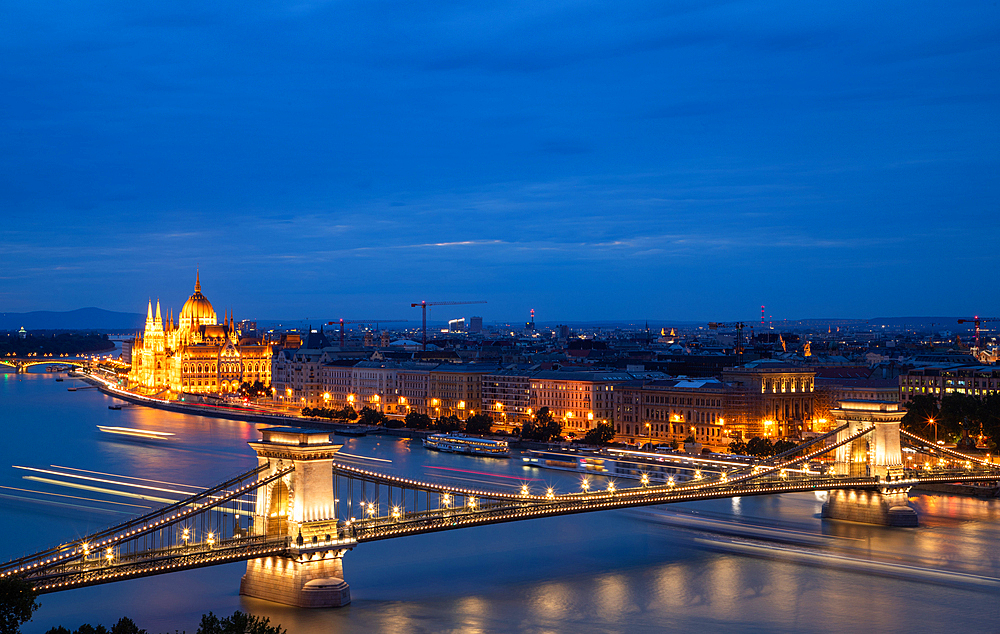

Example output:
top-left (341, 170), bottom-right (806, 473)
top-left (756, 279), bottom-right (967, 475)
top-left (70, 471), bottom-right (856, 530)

top-left (3, 371), bottom-right (1000, 633)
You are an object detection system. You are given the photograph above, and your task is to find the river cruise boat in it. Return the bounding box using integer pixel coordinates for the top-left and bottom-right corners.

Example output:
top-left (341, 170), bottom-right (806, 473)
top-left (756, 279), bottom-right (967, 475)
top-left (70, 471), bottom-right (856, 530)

top-left (422, 434), bottom-right (510, 457)
top-left (523, 447), bottom-right (825, 484)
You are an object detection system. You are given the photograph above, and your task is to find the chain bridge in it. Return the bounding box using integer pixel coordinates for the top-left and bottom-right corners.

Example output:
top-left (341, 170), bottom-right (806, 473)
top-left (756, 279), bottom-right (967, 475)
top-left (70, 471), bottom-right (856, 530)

top-left (2, 417), bottom-right (999, 608)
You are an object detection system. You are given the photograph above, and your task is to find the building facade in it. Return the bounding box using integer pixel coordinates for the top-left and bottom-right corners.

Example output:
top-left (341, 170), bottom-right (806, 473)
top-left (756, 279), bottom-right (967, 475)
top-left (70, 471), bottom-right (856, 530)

top-left (722, 363), bottom-right (817, 438)
top-left (898, 365), bottom-right (1000, 404)
top-left (128, 273), bottom-right (272, 395)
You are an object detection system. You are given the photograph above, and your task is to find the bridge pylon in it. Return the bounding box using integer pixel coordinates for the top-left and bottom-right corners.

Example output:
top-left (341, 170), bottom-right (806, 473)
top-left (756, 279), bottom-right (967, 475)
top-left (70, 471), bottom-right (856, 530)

top-left (241, 427), bottom-right (353, 608)
top-left (824, 401), bottom-right (917, 526)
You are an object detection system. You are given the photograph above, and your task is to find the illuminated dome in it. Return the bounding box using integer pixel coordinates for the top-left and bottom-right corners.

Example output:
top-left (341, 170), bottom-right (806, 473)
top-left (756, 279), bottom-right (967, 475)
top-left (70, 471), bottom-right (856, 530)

top-left (178, 271), bottom-right (217, 330)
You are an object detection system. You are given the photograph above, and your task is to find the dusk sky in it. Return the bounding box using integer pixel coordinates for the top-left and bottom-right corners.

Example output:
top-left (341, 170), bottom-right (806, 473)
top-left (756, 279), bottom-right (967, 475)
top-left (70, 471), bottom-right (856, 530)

top-left (2, 0), bottom-right (998, 323)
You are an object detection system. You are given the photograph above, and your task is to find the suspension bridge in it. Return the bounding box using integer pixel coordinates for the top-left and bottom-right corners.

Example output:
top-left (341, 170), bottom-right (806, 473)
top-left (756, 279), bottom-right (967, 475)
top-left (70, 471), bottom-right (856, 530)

top-left (2, 410), bottom-right (999, 608)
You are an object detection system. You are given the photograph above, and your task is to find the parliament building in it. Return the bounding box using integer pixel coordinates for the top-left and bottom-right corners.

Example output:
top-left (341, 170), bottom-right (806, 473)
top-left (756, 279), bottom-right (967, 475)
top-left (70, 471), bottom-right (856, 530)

top-left (127, 273), bottom-right (272, 395)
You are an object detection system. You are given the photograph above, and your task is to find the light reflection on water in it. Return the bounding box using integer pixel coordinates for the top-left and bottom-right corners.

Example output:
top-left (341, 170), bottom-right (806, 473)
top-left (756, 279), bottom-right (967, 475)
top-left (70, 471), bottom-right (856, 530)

top-left (4, 373), bottom-right (1000, 633)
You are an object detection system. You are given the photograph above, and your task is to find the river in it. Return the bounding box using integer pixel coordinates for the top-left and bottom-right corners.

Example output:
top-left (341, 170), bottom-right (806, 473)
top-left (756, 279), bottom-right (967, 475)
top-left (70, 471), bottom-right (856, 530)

top-left (2, 371), bottom-right (1000, 633)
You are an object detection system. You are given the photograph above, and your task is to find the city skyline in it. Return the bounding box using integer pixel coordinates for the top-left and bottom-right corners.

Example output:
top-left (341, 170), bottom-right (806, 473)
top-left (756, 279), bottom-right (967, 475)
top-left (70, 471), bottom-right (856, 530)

top-left (2, 0), bottom-right (998, 320)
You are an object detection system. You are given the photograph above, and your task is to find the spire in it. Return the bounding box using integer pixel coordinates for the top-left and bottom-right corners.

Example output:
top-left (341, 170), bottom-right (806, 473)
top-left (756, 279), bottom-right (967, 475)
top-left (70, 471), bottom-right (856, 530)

top-left (155, 299), bottom-right (163, 329)
top-left (146, 300), bottom-right (153, 324)
top-left (195, 269), bottom-right (201, 293)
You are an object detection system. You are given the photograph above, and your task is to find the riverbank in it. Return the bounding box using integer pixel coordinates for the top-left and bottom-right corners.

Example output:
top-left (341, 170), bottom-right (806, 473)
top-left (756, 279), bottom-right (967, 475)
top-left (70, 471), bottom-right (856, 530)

top-left (83, 374), bottom-right (440, 440)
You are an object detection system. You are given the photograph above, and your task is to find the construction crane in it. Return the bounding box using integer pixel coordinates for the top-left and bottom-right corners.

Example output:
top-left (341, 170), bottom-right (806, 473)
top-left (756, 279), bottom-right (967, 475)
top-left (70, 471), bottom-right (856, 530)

top-left (410, 300), bottom-right (487, 350)
top-left (957, 317), bottom-right (1000, 350)
top-left (326, 319), bottom-right (408, 348)
top-left (708, 322), bottom-right (747, 366)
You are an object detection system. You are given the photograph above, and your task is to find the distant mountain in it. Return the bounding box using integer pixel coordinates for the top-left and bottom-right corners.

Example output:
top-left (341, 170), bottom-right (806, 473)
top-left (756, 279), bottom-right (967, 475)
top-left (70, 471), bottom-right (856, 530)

top-left (0, 308), bottom-right (145, 331)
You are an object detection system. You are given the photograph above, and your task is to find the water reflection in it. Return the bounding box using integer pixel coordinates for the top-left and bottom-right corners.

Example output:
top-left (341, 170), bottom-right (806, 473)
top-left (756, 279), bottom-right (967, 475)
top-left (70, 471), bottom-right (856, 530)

top-left (5, 374), bottom-right (1000, 633)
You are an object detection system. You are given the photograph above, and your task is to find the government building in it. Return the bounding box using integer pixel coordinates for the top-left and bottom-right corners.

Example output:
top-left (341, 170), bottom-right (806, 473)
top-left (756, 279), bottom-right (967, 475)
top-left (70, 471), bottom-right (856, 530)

top-left (127, 273), bottom-right (272, 395)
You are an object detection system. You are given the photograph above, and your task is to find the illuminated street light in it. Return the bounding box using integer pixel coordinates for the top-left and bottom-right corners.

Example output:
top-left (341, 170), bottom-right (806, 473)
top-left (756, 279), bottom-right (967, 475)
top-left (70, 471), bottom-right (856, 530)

top-left (207, 532), bottom-right (215, 547)
top-left (467, 496), bottom-right (477, 509)
top-left (391, 506), bottom-right (401, 521)
top-left (442, 493), bottom-right (452, 508)
top-left (640, 473), bottom-right (649, 487)
top-left (580, 479), bottom-right (590, 493)
top-left (520, 485), bottom-right (530, 497)
top-left (607, 482), bottom-right (616, 494)
top-left (105, 547), bottom-right (114, 563)
top-left (546, 488), bottom-right (555, 500)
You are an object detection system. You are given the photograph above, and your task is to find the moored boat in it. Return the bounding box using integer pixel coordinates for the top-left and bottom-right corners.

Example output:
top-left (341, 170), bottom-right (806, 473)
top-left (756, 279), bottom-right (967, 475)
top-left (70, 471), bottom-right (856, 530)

top-left (422, 433), bottom-right (509, 457)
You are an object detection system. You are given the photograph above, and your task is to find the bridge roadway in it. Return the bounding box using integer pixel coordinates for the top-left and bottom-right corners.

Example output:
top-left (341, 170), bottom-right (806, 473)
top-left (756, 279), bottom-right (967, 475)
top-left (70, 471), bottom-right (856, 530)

top-left (0, 358), bottom-right (88, 372)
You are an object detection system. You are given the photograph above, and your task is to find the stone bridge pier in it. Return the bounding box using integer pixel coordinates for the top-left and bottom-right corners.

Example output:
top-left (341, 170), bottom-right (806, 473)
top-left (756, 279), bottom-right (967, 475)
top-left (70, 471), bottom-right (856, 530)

top-left (822, 401), bottom-right (918, 527)
top-left (240, 427), bottom-right (353, 608)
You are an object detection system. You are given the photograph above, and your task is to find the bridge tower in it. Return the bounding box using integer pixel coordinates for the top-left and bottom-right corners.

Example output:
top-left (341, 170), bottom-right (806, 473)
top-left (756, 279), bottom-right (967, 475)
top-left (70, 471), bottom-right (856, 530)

top-left (240, 427), bottom-right (353, 608)
top-left (824, 401), bottom-right (917, 526)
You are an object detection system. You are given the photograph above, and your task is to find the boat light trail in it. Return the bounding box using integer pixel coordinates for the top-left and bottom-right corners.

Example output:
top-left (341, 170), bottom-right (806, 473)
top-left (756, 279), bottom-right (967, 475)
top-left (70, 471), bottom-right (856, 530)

top-left (22, 476), bottom-right (179, 504)
top-left (335, 453), bottom-right (392, 463)
top-left (50, 465), bottom-right (208, 490)
top-left (427, 466), bottom-right (542, 481)
top-left (14, 466), bottom-right (198, 496)
top-left (0, 485), bottom-right (152, 509)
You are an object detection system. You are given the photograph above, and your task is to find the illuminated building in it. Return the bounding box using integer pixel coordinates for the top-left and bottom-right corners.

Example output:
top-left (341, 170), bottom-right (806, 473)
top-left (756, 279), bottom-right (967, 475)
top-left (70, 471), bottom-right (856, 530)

top-left (128, 273), bottom-right (272, 394)
top-left (613, 379), bottom-right (728, 450)
top-left (530, 371), bottom-right (631, 434)
top-left (722, 363), bottom-right (816, 438)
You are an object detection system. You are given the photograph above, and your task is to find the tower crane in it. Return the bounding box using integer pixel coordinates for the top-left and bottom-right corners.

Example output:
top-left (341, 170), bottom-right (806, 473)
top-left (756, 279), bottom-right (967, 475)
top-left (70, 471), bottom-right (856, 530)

top-left (708, 321), bottom-right (747, 366)
top-left (326, 319), bottom-right (408, 348)
top-left (410, 300), bottom-right (487, 350)
top-left (957, 317), bottom-right (1000, 350)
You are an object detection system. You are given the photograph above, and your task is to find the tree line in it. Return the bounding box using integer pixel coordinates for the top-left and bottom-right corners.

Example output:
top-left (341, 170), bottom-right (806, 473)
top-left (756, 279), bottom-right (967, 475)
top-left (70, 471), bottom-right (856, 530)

top-left (298, 404), bottom-right (619, 446)
top-left (727, 436), bottom-right (798, 458)
top-left (902, 393), bottom-right (1000, 449)
top-left (0, 576), bottom-right (284, 634)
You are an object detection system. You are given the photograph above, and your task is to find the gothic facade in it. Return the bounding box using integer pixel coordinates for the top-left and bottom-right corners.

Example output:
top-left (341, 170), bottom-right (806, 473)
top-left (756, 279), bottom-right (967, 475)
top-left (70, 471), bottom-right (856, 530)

top-left (128, 273), bottom-right (272, 395)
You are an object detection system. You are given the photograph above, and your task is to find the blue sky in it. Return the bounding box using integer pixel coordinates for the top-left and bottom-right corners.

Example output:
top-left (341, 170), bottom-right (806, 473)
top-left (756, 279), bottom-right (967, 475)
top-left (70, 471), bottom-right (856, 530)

top-left (2, 0), bottom-right (998, 323)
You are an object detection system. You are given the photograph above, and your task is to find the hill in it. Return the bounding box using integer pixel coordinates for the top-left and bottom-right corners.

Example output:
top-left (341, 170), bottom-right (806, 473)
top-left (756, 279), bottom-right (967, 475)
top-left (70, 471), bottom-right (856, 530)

top-left (0, 308), bottom-right (145, 331)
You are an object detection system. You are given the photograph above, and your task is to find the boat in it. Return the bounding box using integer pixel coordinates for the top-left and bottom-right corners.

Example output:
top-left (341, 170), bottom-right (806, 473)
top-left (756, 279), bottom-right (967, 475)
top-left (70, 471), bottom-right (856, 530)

top-left (422, 433), bottom-right (509, 457)
top-left (108, 405), bottom-right (122, 410)
top-left (335, 427), bottom-right (368, 437)
top-left (55, 378), bottom-right (64, 382)
top-left (97, 426), bottom-right (174, 440)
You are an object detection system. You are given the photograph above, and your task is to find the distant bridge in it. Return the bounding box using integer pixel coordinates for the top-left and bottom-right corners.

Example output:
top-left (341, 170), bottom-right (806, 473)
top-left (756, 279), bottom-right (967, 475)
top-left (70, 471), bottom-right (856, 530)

top-left (0, 359), bottom-right (87, 373)
top-left (2, 421), bottom-right (999, 607)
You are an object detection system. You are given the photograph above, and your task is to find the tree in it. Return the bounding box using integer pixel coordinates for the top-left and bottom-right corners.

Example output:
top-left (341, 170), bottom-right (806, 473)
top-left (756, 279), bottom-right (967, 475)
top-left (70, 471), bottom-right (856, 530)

top-left (582, 422), bottom-right (615, 446)
top-left (238, 381), bottom-right (272, 398)
top-left (404, 411), bottom-right (432, 429)
top-left (521, 407), bottom-right (562, 442)
top-left (357, 407), bottom-right (388, 426)
top-left (0, 575), bottom-right (40, 634)
top-left (772, 438), bottom-right (797, 455)
top-left (901, 394), bottom-right (941, 437)
top-left (728, 438), bottom-right (749, 455)
top-left (464, 413), bottom-right (493, 435)
top-left (434, 415), bottom-right (464, 433)
top-left (45, 617), bottom-right (147, 634)
top-left (196, 611), bottom-right (286, 634)
top-left (338, 406), bottom-right (359, 421)
top-left (746, 437), bottom-right (775, 458)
